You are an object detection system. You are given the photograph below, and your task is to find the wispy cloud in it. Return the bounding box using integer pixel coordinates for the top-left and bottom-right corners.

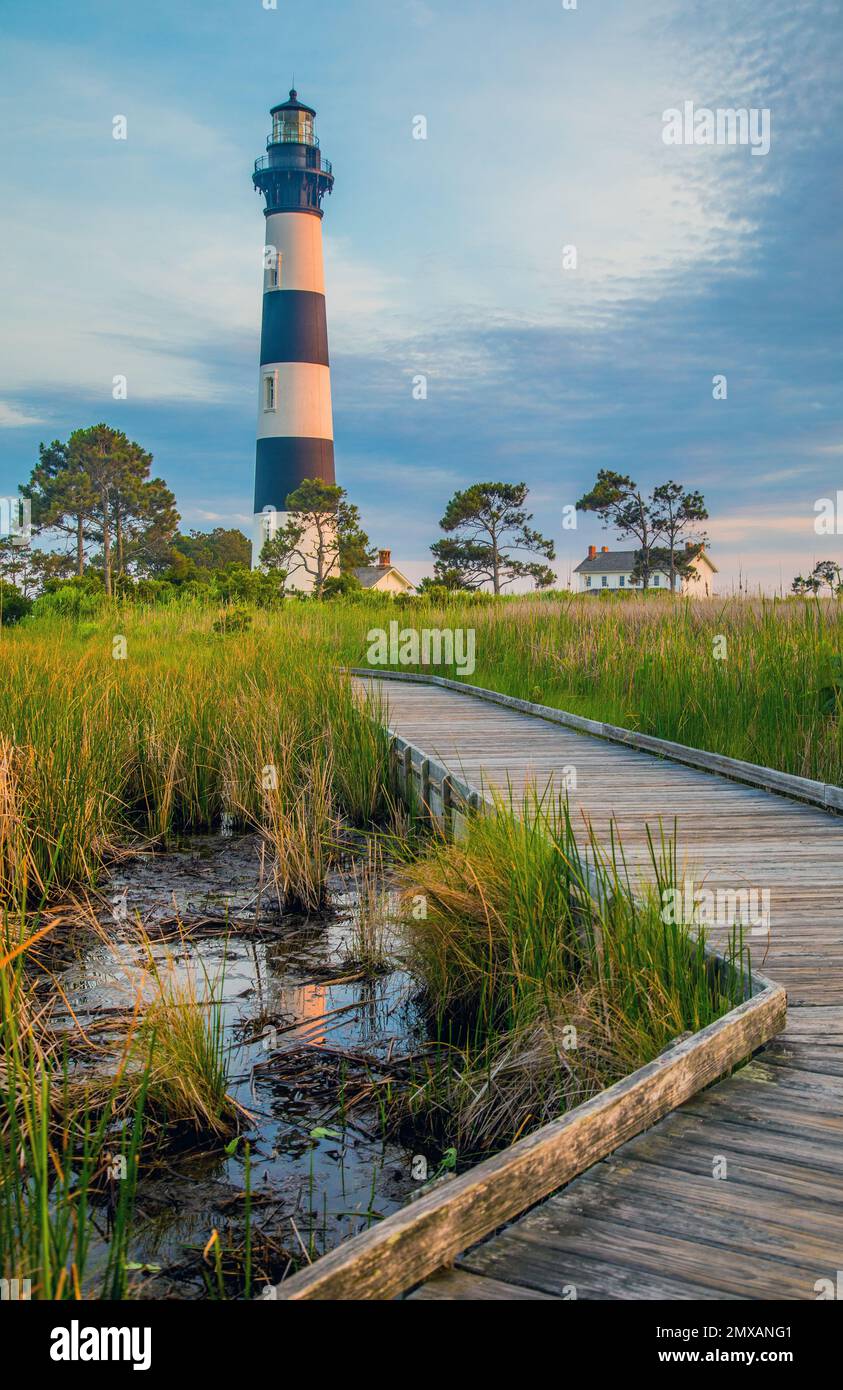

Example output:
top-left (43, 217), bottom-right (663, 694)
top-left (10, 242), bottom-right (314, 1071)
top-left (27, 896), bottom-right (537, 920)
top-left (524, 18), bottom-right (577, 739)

top-left (0, 401), bottom-right (48, 428)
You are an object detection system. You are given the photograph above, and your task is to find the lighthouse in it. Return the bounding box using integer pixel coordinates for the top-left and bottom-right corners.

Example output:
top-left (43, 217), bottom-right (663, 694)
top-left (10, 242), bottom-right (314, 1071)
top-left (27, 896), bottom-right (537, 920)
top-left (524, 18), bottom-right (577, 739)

top-left (251, 90), bottom-right (336, 579)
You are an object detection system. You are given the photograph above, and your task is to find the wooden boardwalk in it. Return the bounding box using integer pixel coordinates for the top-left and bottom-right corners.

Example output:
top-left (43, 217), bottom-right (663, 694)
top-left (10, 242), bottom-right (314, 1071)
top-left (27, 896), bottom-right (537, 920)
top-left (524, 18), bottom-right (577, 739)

top-left (362, 675), bottom-right (843, 1302)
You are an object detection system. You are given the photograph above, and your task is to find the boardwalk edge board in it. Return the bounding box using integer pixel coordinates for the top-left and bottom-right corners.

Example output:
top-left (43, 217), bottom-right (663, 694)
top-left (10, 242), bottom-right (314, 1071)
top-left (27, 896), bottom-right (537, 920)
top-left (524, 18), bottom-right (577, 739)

top-left (272, 692), bottom-right (786, 1302)
top-left (349, 668), bottom-right (843, 814)
top-left (273, 976), bottom-right (785, 1301)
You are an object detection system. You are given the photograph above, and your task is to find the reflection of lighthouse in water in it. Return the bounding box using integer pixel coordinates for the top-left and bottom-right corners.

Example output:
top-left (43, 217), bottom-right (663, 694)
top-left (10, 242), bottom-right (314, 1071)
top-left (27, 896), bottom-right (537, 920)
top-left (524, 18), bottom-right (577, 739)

top-left (279, 982), bottom-right (327, 1046)
top-left (250, 89), bottom-right (336, 582)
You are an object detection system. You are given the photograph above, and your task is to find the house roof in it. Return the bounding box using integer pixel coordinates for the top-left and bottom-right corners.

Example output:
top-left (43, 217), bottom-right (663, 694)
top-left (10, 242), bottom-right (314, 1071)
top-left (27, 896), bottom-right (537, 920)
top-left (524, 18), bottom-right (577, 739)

top-left (351, 565), bottom-right (414, 590)
top-left (574, 550), bottom-right (640, 574)
top-left (573, 548), bottom-right (717, 575)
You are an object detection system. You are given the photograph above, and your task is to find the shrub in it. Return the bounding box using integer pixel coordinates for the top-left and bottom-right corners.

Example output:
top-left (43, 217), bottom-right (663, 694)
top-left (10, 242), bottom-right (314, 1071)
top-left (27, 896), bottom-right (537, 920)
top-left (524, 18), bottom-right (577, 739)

top-left (0, 581), bottom-right (32, 626)
top-left (212, 605), bottom-right (252, 635)
top-left (322, 573), bottom-right (363, 599)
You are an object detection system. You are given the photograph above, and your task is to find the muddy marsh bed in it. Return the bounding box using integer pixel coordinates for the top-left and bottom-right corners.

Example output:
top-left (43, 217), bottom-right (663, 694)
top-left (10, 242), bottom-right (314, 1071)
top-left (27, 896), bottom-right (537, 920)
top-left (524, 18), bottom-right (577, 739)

top-left (13, 835), bottom-right (430, 1299)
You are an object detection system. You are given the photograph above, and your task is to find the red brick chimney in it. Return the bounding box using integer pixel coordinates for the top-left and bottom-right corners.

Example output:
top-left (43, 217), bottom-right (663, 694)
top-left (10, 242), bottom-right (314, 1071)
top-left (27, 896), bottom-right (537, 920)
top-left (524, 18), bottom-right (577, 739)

top-left (587, 545), bottom-right (597, 559)
top-left (378, 549), bottom-right (391, 568)
top-left (601, 546), bottom-right (609, 553)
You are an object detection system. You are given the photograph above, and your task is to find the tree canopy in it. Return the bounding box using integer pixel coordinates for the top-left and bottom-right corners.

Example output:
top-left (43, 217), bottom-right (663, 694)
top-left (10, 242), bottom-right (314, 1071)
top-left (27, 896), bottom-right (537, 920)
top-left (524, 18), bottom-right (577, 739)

top-left (258, 478), bottom-right (374, 597)
top-left (430, 482), bottom-right (556, 594)
top-left (23, 424), bottom-right (179, 594)
top-left (171, 528), bottom-right (251, 571)
top-left (793, 560), bottom-right (842, 597)
top-left (577, 470), bottom-right (708, 591)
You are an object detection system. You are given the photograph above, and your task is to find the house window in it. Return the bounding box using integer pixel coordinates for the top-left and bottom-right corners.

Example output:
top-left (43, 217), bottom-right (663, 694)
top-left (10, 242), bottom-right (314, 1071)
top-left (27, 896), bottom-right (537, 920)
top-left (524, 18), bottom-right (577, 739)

top-left (619, 575), bottom-right (625, 588)
top-left (585, 575), bottom-right (591, 588)
top-left (652, 573), bottom-right (660, 587)
top-left (263, 373), bottom-right (277, 411)
top-left (601, 575), bottom-right (608, 587)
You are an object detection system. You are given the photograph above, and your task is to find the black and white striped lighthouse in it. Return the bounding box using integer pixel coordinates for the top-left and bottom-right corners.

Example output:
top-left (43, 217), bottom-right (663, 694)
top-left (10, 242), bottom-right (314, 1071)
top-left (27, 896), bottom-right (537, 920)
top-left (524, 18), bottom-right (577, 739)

top-left (251, 90), bottom-right (335, 576)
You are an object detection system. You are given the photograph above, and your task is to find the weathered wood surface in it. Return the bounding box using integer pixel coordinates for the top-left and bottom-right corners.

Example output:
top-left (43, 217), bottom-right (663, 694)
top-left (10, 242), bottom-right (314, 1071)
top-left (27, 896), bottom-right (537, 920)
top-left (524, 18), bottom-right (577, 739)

top-left (353, 668), bottom-right (843, 813)
top-left (360, 676), bottom-right (843, 1301)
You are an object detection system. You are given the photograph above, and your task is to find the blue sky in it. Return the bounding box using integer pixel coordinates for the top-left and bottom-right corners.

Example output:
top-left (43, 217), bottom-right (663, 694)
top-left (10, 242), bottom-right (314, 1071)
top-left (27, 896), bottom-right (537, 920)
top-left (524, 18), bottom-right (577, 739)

top-left (1, 0), bottom-right (841, 589)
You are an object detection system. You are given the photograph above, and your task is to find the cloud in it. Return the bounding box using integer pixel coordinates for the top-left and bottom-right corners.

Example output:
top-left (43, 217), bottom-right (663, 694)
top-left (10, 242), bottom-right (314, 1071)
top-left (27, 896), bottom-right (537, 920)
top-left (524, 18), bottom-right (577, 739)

top-left (0, 402), bottom-right (48, 428)
top-left (708, 506), bottom-right (819, 544)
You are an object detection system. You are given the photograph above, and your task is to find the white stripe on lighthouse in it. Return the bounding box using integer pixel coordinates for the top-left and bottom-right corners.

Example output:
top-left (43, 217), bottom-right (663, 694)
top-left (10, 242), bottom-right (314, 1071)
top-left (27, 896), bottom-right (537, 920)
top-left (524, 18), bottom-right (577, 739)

top-left (264, 211), bottom-right (326, 293)
top-left (256, 362), bottom-right (333, 441)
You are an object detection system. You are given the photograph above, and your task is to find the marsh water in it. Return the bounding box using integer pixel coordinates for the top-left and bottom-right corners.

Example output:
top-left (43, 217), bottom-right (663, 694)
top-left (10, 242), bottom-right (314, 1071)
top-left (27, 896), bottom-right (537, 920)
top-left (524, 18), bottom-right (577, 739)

top-left (48, 833), bottom-right (431, 1298)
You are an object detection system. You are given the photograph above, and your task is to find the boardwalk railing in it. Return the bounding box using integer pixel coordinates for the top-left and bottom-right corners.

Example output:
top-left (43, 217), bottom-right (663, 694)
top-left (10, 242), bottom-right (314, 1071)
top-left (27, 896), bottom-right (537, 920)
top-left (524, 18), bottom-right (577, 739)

top-left (270, 676), bottom-right (786, 1302)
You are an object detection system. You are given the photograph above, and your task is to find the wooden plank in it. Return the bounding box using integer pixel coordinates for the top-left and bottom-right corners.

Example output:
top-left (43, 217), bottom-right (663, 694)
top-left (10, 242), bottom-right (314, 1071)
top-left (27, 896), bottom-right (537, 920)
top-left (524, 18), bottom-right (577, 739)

top-left (406, 1269), bottom-right (558, 1301)
top-left (574, 1156), bottom-right (843, 1244)
top-left (628, 1131), bottom-right (843, 1210)
top-left (460, 1206), bottom-right (822, 1300)
top-left (272, 980), bottom-right (784, 1300)
top-left (538, 1178), bottom-right (843, 1272)
top-left (646, 1109), bottom-right (843, 1173)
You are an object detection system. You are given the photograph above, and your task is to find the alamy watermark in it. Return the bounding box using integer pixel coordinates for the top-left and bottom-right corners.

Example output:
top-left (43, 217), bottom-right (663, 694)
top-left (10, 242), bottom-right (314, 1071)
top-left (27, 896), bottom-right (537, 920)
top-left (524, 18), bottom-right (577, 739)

top-left (367, 621), bottom-right (476, 677)
top-left (815, 493), bottom-right (843, 534)
top-left (0, 496), bottom-right (31, 546)
top-left (662, 101), bottom-right (771, 157)
top-left (661, 878), bottom-right (771, 936)
top-left (0, 1278), bottom-right (31, 1300)
top-left (50, 1320), bottom-right (151, 1371)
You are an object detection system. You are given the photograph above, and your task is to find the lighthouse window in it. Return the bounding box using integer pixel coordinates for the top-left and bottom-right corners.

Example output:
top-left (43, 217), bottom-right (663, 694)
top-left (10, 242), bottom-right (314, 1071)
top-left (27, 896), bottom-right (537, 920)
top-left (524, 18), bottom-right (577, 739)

top-left (266, 252), bottom-right (282, 290)
top-left (263, 373), bottom-right (277, 411)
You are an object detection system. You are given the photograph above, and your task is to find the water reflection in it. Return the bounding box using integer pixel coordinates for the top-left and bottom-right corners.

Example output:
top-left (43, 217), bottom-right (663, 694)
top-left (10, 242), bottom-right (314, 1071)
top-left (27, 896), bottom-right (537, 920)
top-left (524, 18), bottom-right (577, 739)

top-left (47, 833), bottom-right (426, 1298)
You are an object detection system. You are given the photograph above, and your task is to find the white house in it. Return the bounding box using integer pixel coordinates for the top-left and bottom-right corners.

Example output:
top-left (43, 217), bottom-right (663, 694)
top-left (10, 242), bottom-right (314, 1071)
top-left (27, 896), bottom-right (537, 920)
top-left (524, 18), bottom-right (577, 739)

top-left (573, 544), bottom-right (717, 596)
top-left (352, 549), bottom-right (415, 595)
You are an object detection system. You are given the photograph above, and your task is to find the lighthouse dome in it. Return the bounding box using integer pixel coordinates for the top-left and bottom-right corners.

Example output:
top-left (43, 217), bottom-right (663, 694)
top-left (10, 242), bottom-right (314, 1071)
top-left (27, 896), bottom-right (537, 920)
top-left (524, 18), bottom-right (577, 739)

top-left (271, 88), bottom-right (317, 117)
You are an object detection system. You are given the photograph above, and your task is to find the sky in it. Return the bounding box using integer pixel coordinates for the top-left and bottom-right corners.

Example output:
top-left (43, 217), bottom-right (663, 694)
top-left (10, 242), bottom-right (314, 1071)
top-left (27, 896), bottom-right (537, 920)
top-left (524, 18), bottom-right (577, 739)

top-left (0, 0), bottom-right (841, 591)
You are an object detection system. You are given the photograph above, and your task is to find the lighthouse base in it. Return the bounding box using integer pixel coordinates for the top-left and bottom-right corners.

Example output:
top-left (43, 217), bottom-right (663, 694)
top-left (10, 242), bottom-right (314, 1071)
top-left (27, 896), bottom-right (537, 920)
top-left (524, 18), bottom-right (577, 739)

top-left (252, 509), bottom-right (339, 594)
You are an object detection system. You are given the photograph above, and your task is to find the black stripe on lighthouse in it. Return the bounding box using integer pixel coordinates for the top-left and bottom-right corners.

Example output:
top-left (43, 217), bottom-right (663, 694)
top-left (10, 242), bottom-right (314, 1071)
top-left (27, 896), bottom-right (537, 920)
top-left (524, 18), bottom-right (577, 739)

top-left (254, 438), bottom-right (335, 514)
top-left (259, 291), bottom-right (329, 367)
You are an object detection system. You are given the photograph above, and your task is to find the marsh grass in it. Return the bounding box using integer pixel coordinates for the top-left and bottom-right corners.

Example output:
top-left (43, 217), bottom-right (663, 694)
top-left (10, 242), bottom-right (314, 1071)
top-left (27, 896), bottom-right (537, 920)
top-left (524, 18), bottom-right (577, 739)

top-left (0, 605), bottom-right (402, 1299)
top-left (127, 931), bottom-right (241, 1137)
top-left (4, 593), bottom-right (833, 920)
top-left (342, 838), bottom-right (395, 972)
top-left (0, 943), bottom-right (147, 1299)
top-left (0, 896), bottom-right (245, 1303)
top-left (396, 791), bottom-right (748, 1152)
top-left (0, 605), bottom-right (395, 917)
top-left (255, 748), bottom-right (336, 914)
